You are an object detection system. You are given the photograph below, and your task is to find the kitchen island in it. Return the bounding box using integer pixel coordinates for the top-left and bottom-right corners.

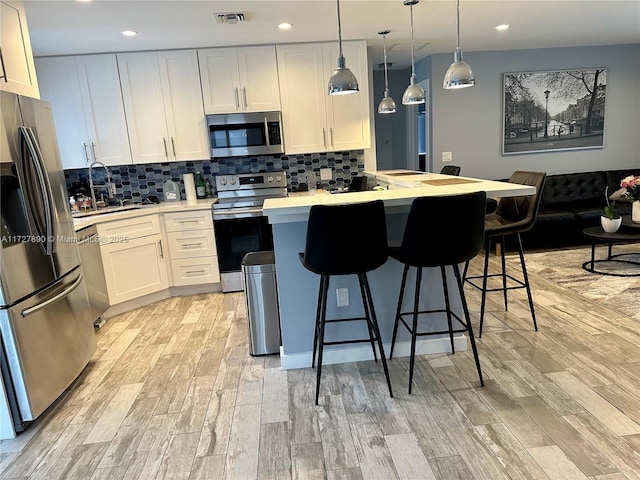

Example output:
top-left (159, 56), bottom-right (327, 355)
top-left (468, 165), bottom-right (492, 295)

top-left (264, 171), bottom-right (536, 369)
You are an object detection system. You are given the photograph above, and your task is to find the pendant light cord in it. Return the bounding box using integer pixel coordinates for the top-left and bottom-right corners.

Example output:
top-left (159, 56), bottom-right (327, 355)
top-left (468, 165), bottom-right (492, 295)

top-left (456, 0), bottom-right (461, 51)
top-left (382, 32), bottom-right (390, 92)
top-left (336, 0), bottom-right (344, 59)
top-left (409, 3), bottom-right (416, 78)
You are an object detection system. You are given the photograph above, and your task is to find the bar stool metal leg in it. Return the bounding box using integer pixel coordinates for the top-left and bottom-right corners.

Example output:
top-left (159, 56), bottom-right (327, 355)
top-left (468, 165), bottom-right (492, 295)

top-left (408, 267), bottom-right (422, 394)
top-left (479, 237), bottom-right (492, 337)
top-left (357, 275), bottom-right (379, 363)
top-left (516, 233), bottom-right (537, 331)
top-left (390, 264), bottom-right (409, 359)
top-left (500, 235), bottom-right (508, 311)
top-left (311, 275), bottom-right (326, 369)
top-left (440, 265), bottom-right (455, 354)
top-left (453, 264), bottom-right (484, 386)
top-left (359, 273), bottom-right (393, 398)
top-left (315, 275), bottom-right (330, 405)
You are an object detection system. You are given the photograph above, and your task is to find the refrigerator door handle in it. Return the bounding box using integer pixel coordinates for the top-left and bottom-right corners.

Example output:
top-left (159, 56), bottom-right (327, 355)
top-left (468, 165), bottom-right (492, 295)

top-left (21, 274), bottom-right (84, 318)
top-left (18, 126), bottom-right (55, 256)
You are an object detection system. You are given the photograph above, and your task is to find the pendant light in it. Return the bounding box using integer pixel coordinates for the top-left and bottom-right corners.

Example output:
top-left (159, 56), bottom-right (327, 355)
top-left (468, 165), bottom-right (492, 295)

top-left (328, 0), bottom-right (359, 95)
top-left (377, 30), bottom-right (397, 114)
top-left (402, 0), bottom-right (425, 105)
top-left (443, 0), bottom-right (475, 89)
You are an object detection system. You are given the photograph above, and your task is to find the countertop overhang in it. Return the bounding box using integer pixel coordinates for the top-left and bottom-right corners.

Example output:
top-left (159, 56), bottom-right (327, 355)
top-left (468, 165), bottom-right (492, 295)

top-left (264, 171), bottom-right (536, 224)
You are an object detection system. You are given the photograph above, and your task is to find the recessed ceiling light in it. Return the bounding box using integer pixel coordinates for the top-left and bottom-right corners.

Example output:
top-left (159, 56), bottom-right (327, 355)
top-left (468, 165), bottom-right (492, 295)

top-left (278, 22), bottom-right (293, 30)
top-left (495, 24), bottom-right (510, 31)
top-left (121, 30), bottom-right (138, 37)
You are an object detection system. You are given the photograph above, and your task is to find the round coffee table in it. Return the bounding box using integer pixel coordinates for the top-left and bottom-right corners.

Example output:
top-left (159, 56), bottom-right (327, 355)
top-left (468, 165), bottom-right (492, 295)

top-left (582, 220), bottom-right (640, 276)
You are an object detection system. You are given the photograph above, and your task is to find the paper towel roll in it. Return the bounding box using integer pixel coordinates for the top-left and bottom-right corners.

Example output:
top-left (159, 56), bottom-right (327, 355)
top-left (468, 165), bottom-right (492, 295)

top-left (183, 173), bottom-right (197, 205)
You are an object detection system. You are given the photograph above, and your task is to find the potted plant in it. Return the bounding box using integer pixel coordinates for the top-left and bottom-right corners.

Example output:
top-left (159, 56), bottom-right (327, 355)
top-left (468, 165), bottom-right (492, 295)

top-left (601, 187), bottom-right (622, 233)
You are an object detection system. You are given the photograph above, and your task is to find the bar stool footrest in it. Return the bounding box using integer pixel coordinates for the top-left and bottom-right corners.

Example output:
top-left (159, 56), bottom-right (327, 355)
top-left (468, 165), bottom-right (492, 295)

top-left (397, 310), bottom-right (470, 336)
top-left (465, 273), bottom-right (526, 292)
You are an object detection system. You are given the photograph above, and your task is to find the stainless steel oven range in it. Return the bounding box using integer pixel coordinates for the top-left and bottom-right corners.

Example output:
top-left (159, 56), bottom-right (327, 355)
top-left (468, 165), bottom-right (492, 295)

top-left (212, 171), bottom-right (288, 292)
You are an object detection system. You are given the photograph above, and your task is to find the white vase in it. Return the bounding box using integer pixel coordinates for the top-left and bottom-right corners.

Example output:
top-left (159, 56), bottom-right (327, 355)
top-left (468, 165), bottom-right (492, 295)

top-left (633, 200), bottom-right (640, 223)
top-left (601, 216), bottom-right (622, 233)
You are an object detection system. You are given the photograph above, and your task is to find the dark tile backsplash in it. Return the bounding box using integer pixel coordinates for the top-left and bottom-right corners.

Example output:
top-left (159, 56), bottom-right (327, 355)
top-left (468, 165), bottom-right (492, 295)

top-left (64, 151), bottom-right (365, 202)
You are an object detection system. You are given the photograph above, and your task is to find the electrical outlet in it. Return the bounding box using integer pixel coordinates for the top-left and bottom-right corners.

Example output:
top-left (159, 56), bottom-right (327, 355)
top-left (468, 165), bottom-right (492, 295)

top-left (442, 151), bottom-right (452, 162)
top-left (320, 168), bottom-right (333, 181)
top-left (336, 288), bottom-right (349, 307)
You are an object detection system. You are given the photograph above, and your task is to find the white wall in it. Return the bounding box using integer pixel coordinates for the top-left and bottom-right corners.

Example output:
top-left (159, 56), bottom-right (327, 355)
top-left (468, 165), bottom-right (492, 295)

top-left (413, 44), bottom-right (640, 179)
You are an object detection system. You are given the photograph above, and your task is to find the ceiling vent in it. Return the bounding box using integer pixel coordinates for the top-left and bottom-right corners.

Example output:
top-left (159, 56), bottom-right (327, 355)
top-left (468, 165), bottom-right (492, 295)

top-left (213, 12), bottom-right (246, 24)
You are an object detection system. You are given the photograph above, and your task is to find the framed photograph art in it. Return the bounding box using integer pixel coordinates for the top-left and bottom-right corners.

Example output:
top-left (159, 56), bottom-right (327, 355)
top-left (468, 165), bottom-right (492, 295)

top-left (502, 68), bottom-right (607, 155)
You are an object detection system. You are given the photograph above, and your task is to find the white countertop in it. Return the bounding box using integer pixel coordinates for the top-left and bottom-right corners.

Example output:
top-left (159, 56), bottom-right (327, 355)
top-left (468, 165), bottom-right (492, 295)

top-left (73, 198), bottom-right (217, 231)
top-left (264, 171), bottom-right (536, 224)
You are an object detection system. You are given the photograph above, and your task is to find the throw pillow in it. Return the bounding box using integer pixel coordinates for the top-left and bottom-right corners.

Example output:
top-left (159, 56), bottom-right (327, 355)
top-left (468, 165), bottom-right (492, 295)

top-left (609, 187), bottom-right (632, 203)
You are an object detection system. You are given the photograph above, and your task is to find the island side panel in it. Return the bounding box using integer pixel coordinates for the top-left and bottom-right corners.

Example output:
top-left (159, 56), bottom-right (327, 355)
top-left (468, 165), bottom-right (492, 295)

top-left (271, 210), bottom-right (467, 370)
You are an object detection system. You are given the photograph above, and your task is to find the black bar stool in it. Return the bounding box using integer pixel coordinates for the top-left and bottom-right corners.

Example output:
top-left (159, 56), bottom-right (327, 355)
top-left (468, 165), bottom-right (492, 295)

top-left (464, 171), bottom-right (546, 336)
top-left (299, 200), bottom-right (393, 404)
top-left (389, 192), bottom-right (486, 393)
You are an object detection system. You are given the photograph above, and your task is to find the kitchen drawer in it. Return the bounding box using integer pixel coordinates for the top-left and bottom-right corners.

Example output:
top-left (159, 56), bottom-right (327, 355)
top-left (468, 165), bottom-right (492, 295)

top-left (170, 256), bottom-right (220, 286)
top-left (97, 214), bottom-right (161, 243)
top-left (167, 230), bottom-right (216, 258)
top-left (164, 210), bottom-right (213, 232)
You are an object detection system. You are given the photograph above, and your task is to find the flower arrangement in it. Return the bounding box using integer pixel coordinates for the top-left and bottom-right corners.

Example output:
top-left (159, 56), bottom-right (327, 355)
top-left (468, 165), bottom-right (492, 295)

top-left (620, 175), bottom-right (640, 202)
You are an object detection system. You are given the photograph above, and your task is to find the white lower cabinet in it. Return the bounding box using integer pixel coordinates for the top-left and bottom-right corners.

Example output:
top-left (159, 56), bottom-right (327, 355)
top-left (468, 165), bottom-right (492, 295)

top-left (97, 215), bottom-right (169, 305)
top-left (163, 210), bottom-right (220, 287)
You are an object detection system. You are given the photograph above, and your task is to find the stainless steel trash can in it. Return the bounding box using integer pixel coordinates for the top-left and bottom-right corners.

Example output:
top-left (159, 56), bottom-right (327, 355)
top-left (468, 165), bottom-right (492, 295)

top-left (242, 251), bottom-right (281, 355)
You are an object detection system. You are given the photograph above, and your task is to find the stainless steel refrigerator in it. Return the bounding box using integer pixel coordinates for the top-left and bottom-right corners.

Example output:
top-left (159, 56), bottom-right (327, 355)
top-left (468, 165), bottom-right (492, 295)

top-left (0, 91), bottom-right (96, 433)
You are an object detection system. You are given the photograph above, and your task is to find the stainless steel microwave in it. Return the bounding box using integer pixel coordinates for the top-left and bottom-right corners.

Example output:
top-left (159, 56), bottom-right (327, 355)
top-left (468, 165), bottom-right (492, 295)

top-left (206, 111), bottom-right (284, 157)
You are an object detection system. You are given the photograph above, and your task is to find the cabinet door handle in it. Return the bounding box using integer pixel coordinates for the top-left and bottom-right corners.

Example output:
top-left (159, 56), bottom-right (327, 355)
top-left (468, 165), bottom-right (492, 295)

top-left (330, 128), bottom-right (334, 148)
top-left (83, 143), bottom-right (91, 164)
top-left (163, 138), bottom-right (168, 160)
top-left (90, 142), bottom-right (97, 162)
top-left (158, 240), bottom-right (164, 258)
top-left (322, 128), bottom-right (327, 148)
top-left (171, 137), bottom-right (176, 159)
top-left (242, 87), bottom-right (247, 109)
top-left (0, 47), bottom-right (7, 82)
top-left (234, 88), bottom-right (240, 110)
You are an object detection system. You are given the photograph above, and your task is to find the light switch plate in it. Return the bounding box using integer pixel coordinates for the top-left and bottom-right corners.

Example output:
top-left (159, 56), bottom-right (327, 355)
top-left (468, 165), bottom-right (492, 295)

top-left (320, 168), bottom-right (333, 181)
top-left (442, 152), bottom-right (452, 162)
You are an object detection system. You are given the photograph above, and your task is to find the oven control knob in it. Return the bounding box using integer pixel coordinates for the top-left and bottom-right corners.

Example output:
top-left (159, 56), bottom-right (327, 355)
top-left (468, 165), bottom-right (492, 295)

top-left (267, 176), bottom-right (274, 182)
top-left (230, 178), bottom-right (236, 185)
top-left (276, 175), bottom-right (282, 182)
top-left (220, 179), bottom-right (227, 185)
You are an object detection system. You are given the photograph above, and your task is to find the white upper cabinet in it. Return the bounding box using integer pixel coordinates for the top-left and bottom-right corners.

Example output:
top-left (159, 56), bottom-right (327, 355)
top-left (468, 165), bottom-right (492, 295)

top-left (0, 1), bottom-right (39, 98)
top-left (36, 54), bottom-right (132, 168)
top-left (117, 50), bottom-right (208, 164)
top-left (276, 41), bottom-right (370, 154)
top-left (199, 46), bottom-right (281, 114)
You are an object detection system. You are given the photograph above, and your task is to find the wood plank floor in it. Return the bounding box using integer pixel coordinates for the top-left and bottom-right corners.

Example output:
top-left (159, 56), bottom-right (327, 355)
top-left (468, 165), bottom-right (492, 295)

top-left (1, 254), bottom-right (640, 480)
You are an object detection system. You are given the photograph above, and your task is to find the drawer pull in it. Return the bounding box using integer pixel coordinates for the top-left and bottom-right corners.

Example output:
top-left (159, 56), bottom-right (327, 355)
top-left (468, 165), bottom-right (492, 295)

top-left (181, 243), bottom-right (203, 248)
top-left (185, 269), bottom-right (206, 275)
top-left (178, 220), bottom-right (200, 224)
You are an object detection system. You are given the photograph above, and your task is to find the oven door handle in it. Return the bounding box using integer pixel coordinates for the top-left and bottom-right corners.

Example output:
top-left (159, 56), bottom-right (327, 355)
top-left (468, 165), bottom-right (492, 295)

top-left (213, 208), bottom-right (264, 219)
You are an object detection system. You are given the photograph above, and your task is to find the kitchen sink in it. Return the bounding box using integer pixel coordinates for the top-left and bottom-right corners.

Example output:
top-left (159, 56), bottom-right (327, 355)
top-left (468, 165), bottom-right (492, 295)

top-left (72, 204), bottom-right (142, 218)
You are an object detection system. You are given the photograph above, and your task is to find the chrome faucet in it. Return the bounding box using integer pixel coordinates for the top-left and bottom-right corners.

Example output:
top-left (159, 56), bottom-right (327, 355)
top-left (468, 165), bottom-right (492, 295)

top-left (88, 161), bottom-right (115, 210)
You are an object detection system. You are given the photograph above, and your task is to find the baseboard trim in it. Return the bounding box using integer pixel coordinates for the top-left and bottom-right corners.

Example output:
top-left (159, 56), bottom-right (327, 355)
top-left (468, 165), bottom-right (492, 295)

top-left (279, 334), bottom-right (467, 370)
